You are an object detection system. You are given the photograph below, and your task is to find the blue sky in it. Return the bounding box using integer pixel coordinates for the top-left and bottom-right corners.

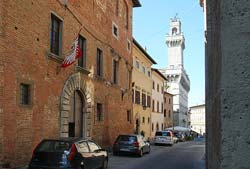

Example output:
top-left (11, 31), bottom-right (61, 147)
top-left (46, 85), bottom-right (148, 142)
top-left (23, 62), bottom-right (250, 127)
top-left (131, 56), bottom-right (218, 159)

top-left (133, 0), bottom-right (205, 107)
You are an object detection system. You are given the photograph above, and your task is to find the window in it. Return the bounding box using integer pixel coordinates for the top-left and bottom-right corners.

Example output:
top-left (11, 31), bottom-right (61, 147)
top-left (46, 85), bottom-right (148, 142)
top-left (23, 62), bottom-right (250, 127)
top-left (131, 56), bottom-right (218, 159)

top-left (97, 103), bottom-right (103, 121)
top-left (142, 117), bottom-right (145, 123)
top-left (50, 14), bottom-right (62, 55)
top-left (142, 66), bottom-right (145, 74)
top-left (164, 97), bottom-right (166, 103)
top-left (153, 81), bottom-right (155, 89)
top-left (162, 124), bottom-right (164, 130)
top-left (142, 93), bottom-right (146, 107)
top-left (148, 71), bottom-right (151, 77)
top-left (169, 98), bottom-right (171, 104)
top-left (113, 59), bottom-right (119, 84)
top-left (161, 103), bottom-right (164, 113)
top-left (132, 89), bottom-right (134, 103)
top-left (164, 109), bottom-right (166, 117)
top-left (147, 96), bottom-right (151, 107)
top-left (127, 110), bottom-right (131, 123)
top-left (20, 83), bottom-right (31, 105)
top-left (96, 48), bottom-right (103, 77)
top-left (157, 101), bottom-right (159, 112)
top-left (152, 100), bottom-right (155, 112)
top-left (77, 141), bottom-right (89, 153)
top-left (78, 36), bottom-right (86, 68)
top-left (172, 27), bottom-right (178, 35)
top-left (112, 22), bottom-right (119, 38)
top-left (135, 90), bottom-right (140, 104)
top-left (157, 84), bottom-right (159, 92)
top-left (148, 117), bottom-right (150, 124)
top-left (156, 123), bottom-right (159, 131)
top-left (88, 141), bottom-right (100, 152)
top-left (136, 60), bottom-right (140, 69)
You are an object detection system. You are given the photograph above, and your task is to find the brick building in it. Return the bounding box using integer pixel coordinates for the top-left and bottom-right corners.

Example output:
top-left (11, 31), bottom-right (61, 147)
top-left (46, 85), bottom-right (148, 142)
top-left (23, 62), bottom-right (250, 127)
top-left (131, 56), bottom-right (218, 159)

top-left (0, 0), bottom-right (140, 167)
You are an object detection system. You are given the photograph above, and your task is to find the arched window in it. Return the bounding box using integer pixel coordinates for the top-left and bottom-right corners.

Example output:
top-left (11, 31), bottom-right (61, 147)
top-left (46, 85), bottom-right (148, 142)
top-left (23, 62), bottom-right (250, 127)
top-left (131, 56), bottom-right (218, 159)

top-left (172, 27), bottom-right (177, 35)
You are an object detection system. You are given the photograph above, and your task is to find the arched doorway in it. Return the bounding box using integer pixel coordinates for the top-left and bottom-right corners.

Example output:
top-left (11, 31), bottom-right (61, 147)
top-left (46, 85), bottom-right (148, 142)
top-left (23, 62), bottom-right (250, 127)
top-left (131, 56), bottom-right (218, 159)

top-left (68, 90), bottom-right (86, 138)
top-left (60, 73), bottom-right (92, 138)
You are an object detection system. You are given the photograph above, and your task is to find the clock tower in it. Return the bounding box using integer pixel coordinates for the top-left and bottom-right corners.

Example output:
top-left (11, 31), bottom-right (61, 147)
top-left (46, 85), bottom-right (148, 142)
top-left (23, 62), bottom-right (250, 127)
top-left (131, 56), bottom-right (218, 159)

top-left (160, 16), bottom-right (190, 128)
top-left (166, 17), bottom-right (185, 69)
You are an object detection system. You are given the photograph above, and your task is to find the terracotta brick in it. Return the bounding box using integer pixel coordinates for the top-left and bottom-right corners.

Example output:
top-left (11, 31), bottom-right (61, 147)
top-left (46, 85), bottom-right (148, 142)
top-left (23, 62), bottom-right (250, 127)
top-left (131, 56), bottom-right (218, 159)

top-left (0, 0), bottom-right (137, 166)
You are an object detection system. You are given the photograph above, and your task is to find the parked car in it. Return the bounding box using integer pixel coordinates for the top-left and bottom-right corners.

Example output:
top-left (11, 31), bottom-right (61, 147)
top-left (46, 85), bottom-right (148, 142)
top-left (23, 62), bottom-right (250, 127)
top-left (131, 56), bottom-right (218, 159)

top-left (173, 134), bottom-right (178, 143)
top-left (29, 138), bottom-right (108, 169)
top-left (154, 130), bottom-right (174, 146)
top-left (113, 134), bottom-right (150, 157)
top-left (176, 133), bottom-right (185, 142)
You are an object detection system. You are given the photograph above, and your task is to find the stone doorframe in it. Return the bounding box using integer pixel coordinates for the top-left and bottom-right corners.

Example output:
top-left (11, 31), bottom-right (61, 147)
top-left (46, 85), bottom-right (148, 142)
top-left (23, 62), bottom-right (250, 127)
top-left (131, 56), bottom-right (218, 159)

top-left (60, 72), bottom-right (92, 138)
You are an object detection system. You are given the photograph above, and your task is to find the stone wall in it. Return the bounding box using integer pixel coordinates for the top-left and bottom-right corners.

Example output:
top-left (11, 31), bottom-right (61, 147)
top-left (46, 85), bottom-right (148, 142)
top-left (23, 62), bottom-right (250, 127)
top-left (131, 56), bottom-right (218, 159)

top-left (206, 0), bottom-right (250, 168)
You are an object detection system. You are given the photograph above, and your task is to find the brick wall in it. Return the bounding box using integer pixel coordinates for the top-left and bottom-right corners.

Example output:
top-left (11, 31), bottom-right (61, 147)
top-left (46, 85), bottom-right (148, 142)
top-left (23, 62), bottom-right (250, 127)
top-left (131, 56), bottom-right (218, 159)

top-left (1, 0), bottom-right (135, 166)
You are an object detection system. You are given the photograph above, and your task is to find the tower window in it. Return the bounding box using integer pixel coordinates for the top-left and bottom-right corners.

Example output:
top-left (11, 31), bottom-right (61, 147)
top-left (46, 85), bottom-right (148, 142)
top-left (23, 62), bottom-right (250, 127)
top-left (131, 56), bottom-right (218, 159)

top-left (172, 27), bottom-right (177, 35)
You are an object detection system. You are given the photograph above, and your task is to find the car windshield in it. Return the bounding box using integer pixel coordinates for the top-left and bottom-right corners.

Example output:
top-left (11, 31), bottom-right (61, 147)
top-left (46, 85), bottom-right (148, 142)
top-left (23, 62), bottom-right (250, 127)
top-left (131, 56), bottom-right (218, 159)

top-left (118, 135), bottom-right (137, 143)
top-left (36, 140), bottom-right (71, 152)
top-left (155, 131), bottom-right (171, 136)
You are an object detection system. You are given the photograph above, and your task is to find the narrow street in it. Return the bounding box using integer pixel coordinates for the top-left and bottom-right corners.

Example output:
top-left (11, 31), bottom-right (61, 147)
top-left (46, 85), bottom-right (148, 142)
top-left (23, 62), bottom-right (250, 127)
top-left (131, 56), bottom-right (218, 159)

top-left (108, 140), bottom-right (205, 169)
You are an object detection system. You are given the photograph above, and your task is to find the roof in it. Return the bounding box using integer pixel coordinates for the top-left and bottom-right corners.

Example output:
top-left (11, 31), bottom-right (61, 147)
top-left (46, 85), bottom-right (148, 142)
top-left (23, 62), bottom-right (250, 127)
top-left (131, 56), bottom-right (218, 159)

top-left (132, 0), bottom-right (141, 7)
top-left (164, 91), bottom-right (174, 96)
top-left (200, 0), bottom-right (204, 7)
top-left (133, 38), bottom-right (157, 64)
top-left (152, 68), bottom-right (167, 81)
top-left (190, 104), bottom-right (205, 109)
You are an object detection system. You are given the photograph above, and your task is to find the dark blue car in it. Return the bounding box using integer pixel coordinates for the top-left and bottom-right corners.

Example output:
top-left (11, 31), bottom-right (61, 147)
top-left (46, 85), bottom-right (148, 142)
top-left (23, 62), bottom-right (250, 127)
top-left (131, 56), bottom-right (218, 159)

top-left (113, 134), bottom-right (150, 157)
top-left (29, 138), bottom-right (108, 169)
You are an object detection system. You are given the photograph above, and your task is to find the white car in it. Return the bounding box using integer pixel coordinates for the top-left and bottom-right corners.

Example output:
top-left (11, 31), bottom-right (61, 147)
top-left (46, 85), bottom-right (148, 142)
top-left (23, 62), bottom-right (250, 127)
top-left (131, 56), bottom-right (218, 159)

top-left (154, 130), bottom-right (174, 146)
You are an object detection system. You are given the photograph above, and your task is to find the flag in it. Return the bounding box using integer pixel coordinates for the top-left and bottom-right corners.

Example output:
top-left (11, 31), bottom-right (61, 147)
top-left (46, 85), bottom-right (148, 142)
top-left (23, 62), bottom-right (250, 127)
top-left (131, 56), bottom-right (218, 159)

top-left (61, 36), bottom-right (82, 68)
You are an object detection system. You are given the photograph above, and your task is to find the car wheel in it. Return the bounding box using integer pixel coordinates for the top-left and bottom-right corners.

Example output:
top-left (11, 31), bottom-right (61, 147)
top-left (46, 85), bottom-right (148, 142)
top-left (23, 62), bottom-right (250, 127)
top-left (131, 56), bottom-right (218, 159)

top-left (101, 159), bottom-right (108, 169)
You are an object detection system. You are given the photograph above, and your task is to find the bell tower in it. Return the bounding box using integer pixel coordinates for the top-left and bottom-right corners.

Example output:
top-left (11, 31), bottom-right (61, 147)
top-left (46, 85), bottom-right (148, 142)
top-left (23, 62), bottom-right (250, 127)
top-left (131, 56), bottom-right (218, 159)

top-left (160, 16), bottom-right (190, 127)
top-left (166, 15), bottom-right (185, 69)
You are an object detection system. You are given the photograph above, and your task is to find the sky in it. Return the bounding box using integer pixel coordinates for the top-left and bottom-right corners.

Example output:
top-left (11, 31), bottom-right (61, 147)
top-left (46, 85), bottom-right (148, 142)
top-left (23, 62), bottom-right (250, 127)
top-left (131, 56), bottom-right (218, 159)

top-left (133, 0), bottom-right (205, 107)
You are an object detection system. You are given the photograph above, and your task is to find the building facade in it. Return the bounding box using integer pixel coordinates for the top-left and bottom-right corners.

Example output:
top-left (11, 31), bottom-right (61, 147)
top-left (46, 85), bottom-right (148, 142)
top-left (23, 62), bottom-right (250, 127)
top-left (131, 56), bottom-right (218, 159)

top-left (160, 17), bottom-right (190, 128)
top-left (190, 104), bottom-right (205, 135)
top-left (163, 92), bottom-right (174, 128)
top-left (132, 39), bottom-right (156, 139)
top-left (0, 0), bottom-right (140, 166)
top-left (151, 69), bottom-right (167, 137)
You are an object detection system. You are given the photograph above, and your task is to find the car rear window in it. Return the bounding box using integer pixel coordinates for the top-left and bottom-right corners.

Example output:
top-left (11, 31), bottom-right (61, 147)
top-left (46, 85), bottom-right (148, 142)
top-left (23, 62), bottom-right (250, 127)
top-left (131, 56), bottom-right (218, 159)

top-left (118, 135), bottom-right (137, 142)
top-left (36, 140), bottom-right (71, 152)
top-left (155, 131), bottom-right (171, 136)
